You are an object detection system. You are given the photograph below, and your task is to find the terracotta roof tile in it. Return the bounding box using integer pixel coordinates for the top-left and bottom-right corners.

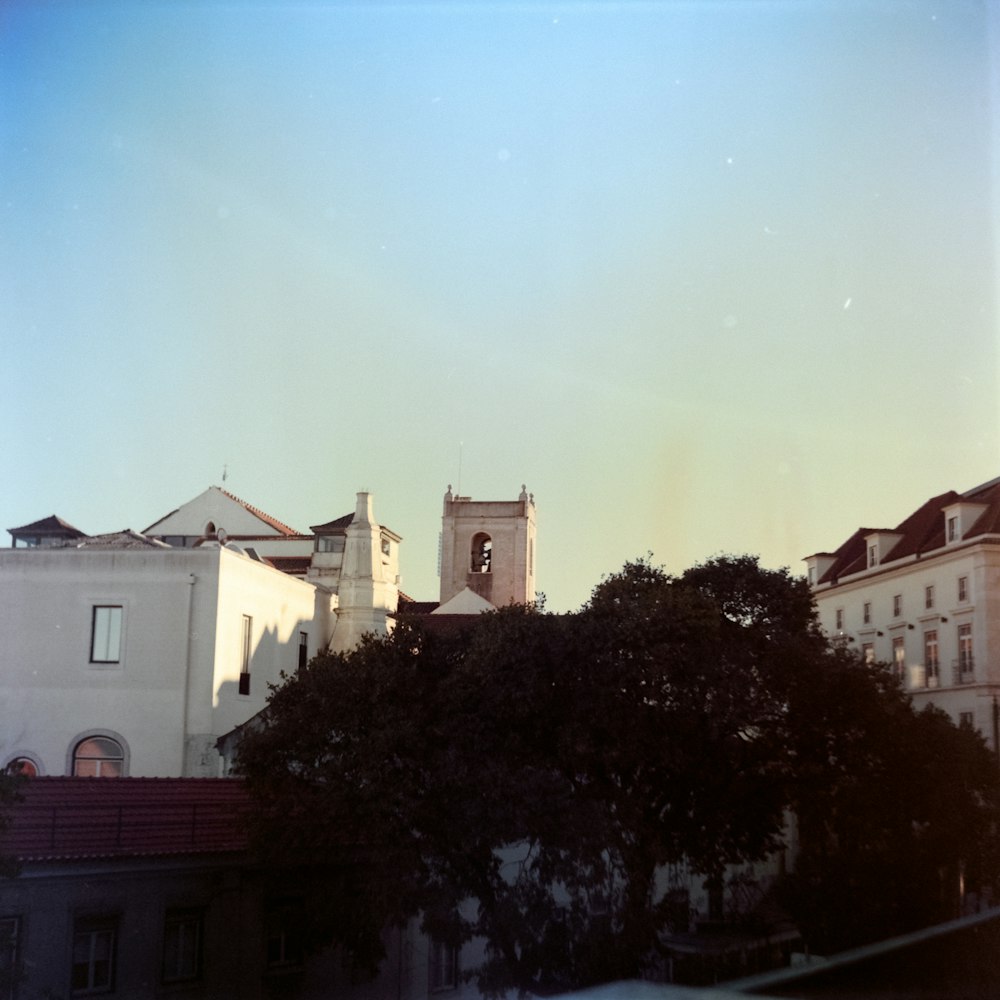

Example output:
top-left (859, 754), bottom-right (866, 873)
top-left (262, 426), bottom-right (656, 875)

top-left (817, 481), bottom-right (1000, 584)
top-left (1, 777), bottom-right (251, 862)
top-left (881, 491), bottom-right (959, 560)
top-left (219, 489), bottom-right (300, 536)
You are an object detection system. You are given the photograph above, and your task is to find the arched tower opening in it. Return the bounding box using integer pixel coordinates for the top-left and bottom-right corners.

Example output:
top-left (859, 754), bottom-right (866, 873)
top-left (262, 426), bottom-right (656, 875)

top-left (470, 533), bottom-right (492, 573)
top-left (438, 486), bottom-right (536, 608)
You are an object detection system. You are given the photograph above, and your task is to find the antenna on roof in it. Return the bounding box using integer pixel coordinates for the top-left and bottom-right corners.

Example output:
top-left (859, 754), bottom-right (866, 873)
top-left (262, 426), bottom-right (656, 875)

top-left (222, 463), bottom-right (228, 483)
top-left (457, 441), bottom-right (463, 495)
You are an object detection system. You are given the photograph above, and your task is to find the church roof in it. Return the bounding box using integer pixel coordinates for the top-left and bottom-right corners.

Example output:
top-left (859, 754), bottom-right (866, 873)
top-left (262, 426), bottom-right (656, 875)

top-left (218, 488), bottom-right (300, 536)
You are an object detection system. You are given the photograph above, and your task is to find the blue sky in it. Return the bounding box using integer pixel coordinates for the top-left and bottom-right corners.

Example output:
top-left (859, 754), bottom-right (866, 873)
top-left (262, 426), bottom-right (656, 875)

top-left (2, 0), bottom-right (998, 611)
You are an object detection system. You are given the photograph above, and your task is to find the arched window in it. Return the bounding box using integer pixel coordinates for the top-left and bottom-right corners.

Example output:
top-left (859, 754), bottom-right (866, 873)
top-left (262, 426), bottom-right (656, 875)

top-left (470, 533), bottom-right (492, 574)
top-left (72, 736), bottom-right (126, 778)
top-left (6, 756), bottom-right (39, 777)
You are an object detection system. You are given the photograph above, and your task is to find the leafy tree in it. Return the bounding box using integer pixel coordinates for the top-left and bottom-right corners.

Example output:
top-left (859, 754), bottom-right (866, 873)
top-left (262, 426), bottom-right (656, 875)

top-left (237, 555), bottom-right (1000, 992)
top-left (0, 763), bottom-right (27, 879)
top-left (781, 674), bottom-right (1000, 954)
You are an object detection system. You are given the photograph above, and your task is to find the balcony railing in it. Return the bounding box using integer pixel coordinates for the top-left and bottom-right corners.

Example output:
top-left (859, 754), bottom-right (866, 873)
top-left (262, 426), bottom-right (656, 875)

top-left (952, 657), bottom-right (975, 685)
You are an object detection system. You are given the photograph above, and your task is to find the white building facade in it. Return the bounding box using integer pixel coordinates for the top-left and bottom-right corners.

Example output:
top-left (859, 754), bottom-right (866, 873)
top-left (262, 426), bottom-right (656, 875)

top-left (1, 489), bottom-right (400, 778)
top-left (805, 477), bottom-right (1000, 749)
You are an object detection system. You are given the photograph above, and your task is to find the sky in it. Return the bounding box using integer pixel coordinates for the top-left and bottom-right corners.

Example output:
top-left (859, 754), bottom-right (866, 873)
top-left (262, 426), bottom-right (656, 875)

top-left (2, 0), bottom-right (999, 613)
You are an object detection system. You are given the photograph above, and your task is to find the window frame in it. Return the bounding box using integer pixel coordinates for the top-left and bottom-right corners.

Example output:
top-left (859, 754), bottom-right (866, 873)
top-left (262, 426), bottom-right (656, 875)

top-left (892, 636), bottom-right (906, 681)
top-left (429, 938), bottom-right (460, 993)
top-left (89, 606), bottom-right (123, 664)
top-left (958, 576), bottom-right (969, 602)
top-left (239, 614), bottom-right (253, 695)
top-left (892, 594), bottom-right (902, 618)
top-left (162, 908), bottom-right (204, 985)
top-left (70, 734), bottom-right (127, 778)
top-left (958, 623), bottom-right (974, 679)
top-left (71, 916), bottom-right (118, 996)
top-left (923, 630), bottom-right (939, 687)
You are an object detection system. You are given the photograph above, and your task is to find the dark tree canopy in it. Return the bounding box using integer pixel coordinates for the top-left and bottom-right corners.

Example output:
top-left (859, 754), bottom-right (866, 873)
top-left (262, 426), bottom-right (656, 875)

top-left (0, 764), bottom-right (27, 879)
top-left (237, 555), bottom-right (1000, 994)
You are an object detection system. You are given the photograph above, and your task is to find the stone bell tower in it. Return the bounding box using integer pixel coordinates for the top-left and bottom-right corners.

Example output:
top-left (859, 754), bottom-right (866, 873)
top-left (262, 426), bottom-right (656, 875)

top-left (439, 485), bottom-right (536, 607)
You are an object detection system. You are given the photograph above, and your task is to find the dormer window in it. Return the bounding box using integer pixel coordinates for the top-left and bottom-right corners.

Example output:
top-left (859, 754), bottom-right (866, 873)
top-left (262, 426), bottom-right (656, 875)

top-left (943, 500), bottom-right (988, 546)
top-left (864, 531), bottom-right (903, 571)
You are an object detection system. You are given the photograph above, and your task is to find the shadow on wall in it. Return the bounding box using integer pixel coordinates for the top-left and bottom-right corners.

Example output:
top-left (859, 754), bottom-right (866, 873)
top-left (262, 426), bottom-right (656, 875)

top-left (215, 618), bottom-right (313, 707)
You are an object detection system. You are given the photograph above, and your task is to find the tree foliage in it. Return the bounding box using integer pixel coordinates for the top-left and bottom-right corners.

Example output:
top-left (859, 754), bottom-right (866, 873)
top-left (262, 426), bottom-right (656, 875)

top-left (237, 556), bottom-right (1000, 993)
top-left (0, 763), bottom-right (27, 879)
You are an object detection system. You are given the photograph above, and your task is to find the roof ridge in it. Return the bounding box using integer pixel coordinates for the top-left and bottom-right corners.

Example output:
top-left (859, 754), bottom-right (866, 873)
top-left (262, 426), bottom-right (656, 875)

top-left (217, 488), bottom-right (299, 536)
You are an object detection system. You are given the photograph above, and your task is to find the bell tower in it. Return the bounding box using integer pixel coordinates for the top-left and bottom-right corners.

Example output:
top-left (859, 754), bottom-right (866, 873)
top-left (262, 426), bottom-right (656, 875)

top-left (439, 485), bottom-right (536, 607)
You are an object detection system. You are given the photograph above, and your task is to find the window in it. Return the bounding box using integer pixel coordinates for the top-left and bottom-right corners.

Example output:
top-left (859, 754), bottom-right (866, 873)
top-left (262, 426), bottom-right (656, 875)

top-left (958, 576), bottom-right (969, 602)
top-left (71, 917), bottom-right (117, 995)
top-left (0, 917), bottom-right (19, 1000)
top-left (957, 623), bottom-right (974, 681)
top-left (380, 535), bottom-right (391, 557)
top-left (239, 615), bottom-right (252, 695)
top-left (924, 630), bottom-right (939, 688)
top-left (892, 636), bottom-right (905, 681)
top-left (835, 608), bottom-right (844, 631)
top-left (925, 585), bottom-right (934, 610)
top-left (959, 711), bottom-right (974, 729)
top-left (89, 606), bottom-right (122, 663)
top-left (892, 594), bottom-right (902, 618)
top-left (316, 535), bottom-right (345, 553)
top-left (265, 900), bottom-right (304, 970)
top-left (7, 757), bottom-right (38, 777)
top-left (72, 737), bottom-right (124, 778)
top-left (162, 909), bottom-right (203, 984)
top-left (868, 545), bottom-right (877, 568)
top-left (298, 632), bottom-right (308, 671)
top-left (862, 601), bottom-right (871, 625)
top-left (862, 642), bottom-right (875, 664)
top-left (429, 939), bottom-right (459, 993)
top-left (948, 515), bottom-right (958, 542)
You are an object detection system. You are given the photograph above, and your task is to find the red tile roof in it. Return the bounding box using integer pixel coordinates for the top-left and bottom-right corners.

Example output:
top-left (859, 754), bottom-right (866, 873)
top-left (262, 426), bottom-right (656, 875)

top-left (1, 777), bottom-right (251, 863)
top-left (219, 488), bottom-right (300, 536)
top-left (816, 480), bottom-right (1000, 585)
